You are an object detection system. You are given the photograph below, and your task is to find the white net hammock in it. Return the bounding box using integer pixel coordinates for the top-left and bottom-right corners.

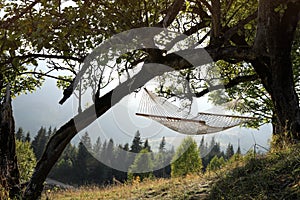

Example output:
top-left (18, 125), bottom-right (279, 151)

top-left (136, 88), bottom-right (256, 135)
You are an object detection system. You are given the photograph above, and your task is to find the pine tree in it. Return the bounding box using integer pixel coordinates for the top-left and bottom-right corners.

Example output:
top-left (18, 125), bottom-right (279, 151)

top-left (171, 137), bottom-right (203, 177)
top-left (93, 137), bottom-right (102, 158)
top-left (207, 155), bottom-right (226, 172)
top-left (15, 127), bottom-right (24, 141)
top-left (123, 143), bottom-right (129, 151)
top-left (49, 143), bottom-right (77, 183)
top-left (46, 126), bottom-right (52, 138)
top-left (199, 136), bottom-right (207, 158)
top-left (105, 138), bottom-right (114, 164)
top-left (225, 143), bottom-right (234, 160)
top-left (143, 139), bottom-right (151, 152)
top-left (128, 148), bottom-right (153, 181)
top-left (100, 140), bottom-right (107, 160)
top-left (159, 136), bottom-right (166, 152)
top-left (113, 144), bottom-right (129, 181)
top-left (24, 132), bottom-right (31, 142)
top-left (75, 142), bottom-right (89, 184)
top-left (202, 137), bottom-right (223, 169)
top-left (31, 127), bottom-right (48, 160)
top-left (236, 140), bottom-right (242, 155)
top-left (130, 131), bottom-right (142, 153)
top-left (81, 132), bottom-right (92, 150)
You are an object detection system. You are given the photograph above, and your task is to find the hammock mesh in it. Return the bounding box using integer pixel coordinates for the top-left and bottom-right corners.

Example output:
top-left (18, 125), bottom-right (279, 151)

top-left (136, 88), bottom-right (255, 135)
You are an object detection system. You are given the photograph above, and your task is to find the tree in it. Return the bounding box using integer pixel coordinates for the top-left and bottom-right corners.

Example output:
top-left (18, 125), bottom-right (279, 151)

top-left (24, 132), bottom-right (31, 143)
top-left (15, 127), bottom-right (24, 141)
top-left (15, 140), bottom-right (37, 183)
top-left (75, 142), bottom-right (89, 184)
top-left (171, 137), bottom-right (203, 177)
top-left (130, 131), bottom-right (143, 153)
top-left (81, 132), bottom-right (92, 151)
top-left (143, 139), bottom-right (151, 152)
top-left (0, 0), bottom-right (299, 198)
top-left (225, 143), bottom-right (235, 160)
top-left (236, 142), bottom-right (242, 155)
top-left (93, 136), bottom-right (102, 157)
top-left (49, 143), bottom-right (77, 184)
top-left (199, 136), bottom-right (206, 157)
top-left (159, 136), bottom-right (166, 153)
top-left (128, 149), bottom-right (154, 181)
top-left (202, 137), bottom-right (224, 169)
top-left (0, 90), bottom-right (20, 197)
top-left (104, 138), bottom-right (114, 165)
top-left (207, 155), bottom-right (226, 172)
top-left (31, 127), bottom-right (48, 160)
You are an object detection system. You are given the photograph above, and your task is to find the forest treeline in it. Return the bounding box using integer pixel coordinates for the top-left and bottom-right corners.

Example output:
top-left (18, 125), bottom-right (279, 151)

top-left (16, 127), bottom-right (242, 186)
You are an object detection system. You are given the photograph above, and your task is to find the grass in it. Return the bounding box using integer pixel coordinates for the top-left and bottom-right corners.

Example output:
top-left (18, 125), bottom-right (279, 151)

top-left (43, 144), bottom-right (300, 200)
top-left (208, 144), bottom-right (300, 200)
top-left (43, 175), bottom-right (215, 200)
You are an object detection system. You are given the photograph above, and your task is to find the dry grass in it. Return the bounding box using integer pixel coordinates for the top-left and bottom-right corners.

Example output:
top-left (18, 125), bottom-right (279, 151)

top-left (42, 174), bottom-right (215, 200)
top-left (42, 144), bottom-right (300, 200)
top-left (208, 144), bottom-right (300, 200)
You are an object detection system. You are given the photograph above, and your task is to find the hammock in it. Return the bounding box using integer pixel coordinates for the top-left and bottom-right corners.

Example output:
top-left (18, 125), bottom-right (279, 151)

top-left (135, 88), bottom-right (256, 135)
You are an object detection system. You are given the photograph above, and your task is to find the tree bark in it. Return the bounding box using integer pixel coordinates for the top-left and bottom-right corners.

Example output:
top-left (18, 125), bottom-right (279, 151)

top-left (0, 88), bottom-right (20, 198)
top-left (253, 0), bottom-right (300, 144)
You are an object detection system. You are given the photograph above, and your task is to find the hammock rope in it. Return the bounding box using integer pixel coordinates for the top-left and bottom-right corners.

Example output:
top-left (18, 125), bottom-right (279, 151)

top-left (136, 88), bottom-right (256, 135)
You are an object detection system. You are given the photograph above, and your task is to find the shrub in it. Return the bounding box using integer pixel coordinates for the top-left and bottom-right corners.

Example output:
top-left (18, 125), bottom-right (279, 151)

top-left (16, 140), bottom-right (37, 183)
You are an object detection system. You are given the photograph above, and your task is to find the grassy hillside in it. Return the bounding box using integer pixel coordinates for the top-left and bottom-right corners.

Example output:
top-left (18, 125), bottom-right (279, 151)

top-left (208, 144), bottom-right (300, 200)
top-left (43, 175), bottom-right (215, 200)
top-left (43, 144), bottom-right (300, 200)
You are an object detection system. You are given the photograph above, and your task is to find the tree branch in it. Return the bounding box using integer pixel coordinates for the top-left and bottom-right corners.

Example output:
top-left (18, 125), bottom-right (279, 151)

top-left (211, 0), bottom-right (221, 38)
top-left (156, 0), bottom-right (185, 27)
top-left (223, 10), bottom-right (258, 43)
top-left (197, 0), bottom-right (212, 13)
top-left (195, 74), bottom-right (258, 97)
top-left (1, 0), bottom-right (40, 29)
top-left (20, 72), bottom-right (72, 82)
top-left (0, 54), bottom-right (84, 66)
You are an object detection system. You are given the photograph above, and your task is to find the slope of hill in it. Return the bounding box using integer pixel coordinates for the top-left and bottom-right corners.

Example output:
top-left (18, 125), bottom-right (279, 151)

top-left (43, 144), bottom-right (300, 200)
top-left (208, 143), bottom-right (300, 200)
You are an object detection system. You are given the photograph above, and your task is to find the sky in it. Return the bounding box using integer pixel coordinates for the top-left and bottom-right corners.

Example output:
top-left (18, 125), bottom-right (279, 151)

top-left (12, 77), bottom-right (272, 154)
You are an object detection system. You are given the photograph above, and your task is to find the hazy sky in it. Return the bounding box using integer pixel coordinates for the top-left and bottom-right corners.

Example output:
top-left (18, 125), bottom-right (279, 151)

top-left (12, 77), bottom-right (272, 153)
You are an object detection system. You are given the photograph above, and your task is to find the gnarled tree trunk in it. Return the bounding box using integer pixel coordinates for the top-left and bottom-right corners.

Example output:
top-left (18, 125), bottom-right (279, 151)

top-left (0, 88), bottom-right (20, 198)
top-left (253, 0), bottom-right (300, 144)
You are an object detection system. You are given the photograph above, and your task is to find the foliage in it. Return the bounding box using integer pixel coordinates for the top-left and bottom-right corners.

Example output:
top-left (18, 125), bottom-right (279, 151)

top-left (200, 136), bottom-right (225, 169)
top-left (31, 127), bottom-right (49, 160)
top-left (206, 155), bottom-right (226, 172)
top-left (15, 140), bottom-right (36, 183)
top-left (46, 128), bottom-right (173, 185)
top-left (225, 143), bottom-right (235, 160)
top-left (130, 131), bottom-right (143, 153)
top-left (128, 149), bottom-right (154, 182)
top-left (158, 136), bottom-right (166, 152)
top-left (153, 137), bottom-right (173, 178)
top-left (171, 137), bottom-right (203, 177)
top-left (143, 139), bottom-right (151, 152)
